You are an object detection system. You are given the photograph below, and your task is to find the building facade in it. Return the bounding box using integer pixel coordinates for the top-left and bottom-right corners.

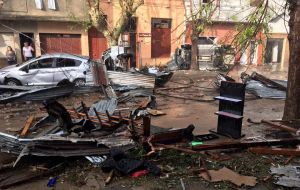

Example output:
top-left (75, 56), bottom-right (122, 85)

top-left (184, 0), bottom-right (289, 70)
top-left (0, 0), bottom-right (289, 70)
top-left (0, 0), bottom-right (89, 67)
top-left (99, 0), bottom-right (186, 68)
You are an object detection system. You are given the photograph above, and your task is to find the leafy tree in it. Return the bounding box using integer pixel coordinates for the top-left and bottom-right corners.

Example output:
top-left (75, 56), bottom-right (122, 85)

top-left (231, 0), bottom-right (271, 55)
top-left (85, 0), bottom-right (143, 46)
top-left (187, 0), bottom-right (217, 70)
top-left (230, 0), bottom-right (300, 120)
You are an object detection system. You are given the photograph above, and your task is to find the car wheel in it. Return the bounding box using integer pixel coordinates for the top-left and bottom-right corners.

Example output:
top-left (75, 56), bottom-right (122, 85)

top-left (5, 78), bottom-right (21, 86)
top-left (74, 78), bottom-right (85, 86)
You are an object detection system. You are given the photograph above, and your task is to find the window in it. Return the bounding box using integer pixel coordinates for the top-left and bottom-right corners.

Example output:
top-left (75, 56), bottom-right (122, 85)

top-left (56, 58), bottom-right (81, 67)
top-left (198, 37), bottom-right (215, 45)
top-left (151, 18), bottom-right (172, 29)
top-left (29, 58), bottom-right (54, 69)
top-left (265, 38), bottom-right (284, 64)
top-left (39, 58), bottom-right (54, 68)
top-left (120, 34), bottom-right (130, 47)
top-left (29, 61), bottom-right (39, 70)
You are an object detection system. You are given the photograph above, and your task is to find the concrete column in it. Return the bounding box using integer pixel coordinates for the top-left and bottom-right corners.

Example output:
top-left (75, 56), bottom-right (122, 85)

top-left (81, 31), bottom-right (89, 56)
top-left (13, 32), bottom-right (22, 63)
top-left (34, 32), bottom-right (42, 56)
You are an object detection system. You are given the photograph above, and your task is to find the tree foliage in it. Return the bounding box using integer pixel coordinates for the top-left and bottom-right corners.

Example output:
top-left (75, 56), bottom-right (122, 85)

top-left (84, 0), bottom-right (144, 46)
top-left (189, 0), bottom-right (216, 41)
top-left (232, 0), bottom-right (271, 54)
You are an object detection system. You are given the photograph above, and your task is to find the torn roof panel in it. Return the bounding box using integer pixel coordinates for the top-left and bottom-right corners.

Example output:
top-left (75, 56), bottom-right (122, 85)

top-left (108, 71), bottom-right (155, 89)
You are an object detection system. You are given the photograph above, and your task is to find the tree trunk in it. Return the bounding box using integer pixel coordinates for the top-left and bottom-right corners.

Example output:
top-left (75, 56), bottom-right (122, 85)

top-left (190, 37), bottom-right (198, 70)
top-left (283, 1), bottom-right (300, 120)
top-left (102, 31), bottom-right (118, 47)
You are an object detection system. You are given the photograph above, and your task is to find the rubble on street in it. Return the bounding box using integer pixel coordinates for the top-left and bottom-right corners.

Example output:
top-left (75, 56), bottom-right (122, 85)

top-left (0, 67), bottom-right (298, 190)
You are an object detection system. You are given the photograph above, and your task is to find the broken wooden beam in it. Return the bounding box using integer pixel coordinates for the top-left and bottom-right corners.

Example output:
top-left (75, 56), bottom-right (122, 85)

top-left (192, 138), bottom-right (300, 151)
top-left (20, 115), bottom-right (34, 137)
top-left (153, 144), bottom-right (199, 154)
top-left (143, 116), bottom-right (151, 137)
top-left (261, 120), bottom-right (298, 134)
top-left (249, 147), bottom-right (300, 156)
top-left (93, 107), bottom-right (103, 128)
top-left (148, 124), bottom-right (195, 144)
top-left (81, 101), bottom-right (90, 120)
top-left (106, 110), bottom-right (112, 123)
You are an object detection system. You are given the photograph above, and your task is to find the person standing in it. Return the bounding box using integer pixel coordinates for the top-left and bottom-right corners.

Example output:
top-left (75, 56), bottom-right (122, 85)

top-left (22, 42), bottom-right (34, 61)
top-left (6, 46), bottom-right (17, 65)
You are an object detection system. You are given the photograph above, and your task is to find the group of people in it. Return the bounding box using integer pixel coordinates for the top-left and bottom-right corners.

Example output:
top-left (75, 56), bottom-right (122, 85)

top-left (6, 42), bottom-right (35, 65)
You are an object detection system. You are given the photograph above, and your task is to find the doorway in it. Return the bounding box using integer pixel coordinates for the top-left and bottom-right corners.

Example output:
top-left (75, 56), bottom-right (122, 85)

top-left (88, 27), bottom-right (107, 60)
top-left (265, 38), bottom-right (284, 64)
top-left (151, 18), bottom-right (172, 58)
top-left (19, 33), bottom-right (35, 61)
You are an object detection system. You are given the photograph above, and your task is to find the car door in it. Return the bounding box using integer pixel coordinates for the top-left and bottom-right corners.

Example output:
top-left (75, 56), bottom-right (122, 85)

top-left (19, 58), bottom-right (55, 86)
top-left (54, 58), bottom-right (83, 83)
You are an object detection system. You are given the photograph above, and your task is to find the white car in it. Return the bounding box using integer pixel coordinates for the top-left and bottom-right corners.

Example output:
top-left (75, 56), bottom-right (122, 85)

top-left (0, 53), bottom-right (91, 86)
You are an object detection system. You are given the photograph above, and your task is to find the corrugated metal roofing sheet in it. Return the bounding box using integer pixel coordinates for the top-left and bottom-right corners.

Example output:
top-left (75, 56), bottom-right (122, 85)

top-left (107, 71), bottom-right (155, 89)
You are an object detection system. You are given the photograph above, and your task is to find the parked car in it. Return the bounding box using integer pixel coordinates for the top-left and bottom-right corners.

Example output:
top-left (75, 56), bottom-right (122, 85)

top-left (0, 53), bottom-right (91, 86)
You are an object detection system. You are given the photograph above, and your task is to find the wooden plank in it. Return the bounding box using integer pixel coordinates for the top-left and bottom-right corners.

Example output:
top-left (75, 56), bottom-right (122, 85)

top-left (261, 120), bottom-right (297, 134)
top-left (143, 116), bottom-right (151, 137)
top-left (249, 147), bottom-right (300, 156)
top-left (20, 115), bottom-right (34, 136)
top-left (192, 138), bottom-right (300, 151)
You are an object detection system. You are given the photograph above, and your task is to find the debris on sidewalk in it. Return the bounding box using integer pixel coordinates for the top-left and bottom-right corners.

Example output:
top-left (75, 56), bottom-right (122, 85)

top-left (214, 73), bottom-right (235, 87)
top-left (108, 71), bottom-right (156, 90)
top-left (261, 120), bottom-right (298, 134)
top-left (200, 167), bottom-right (257, 187)
top-left (242, 72), bottom-right (287, 91)
top-left (271, 165), bottom-right (300, 188)
top-left (192, 138), bottom-right (300, 151)
top-left (0, 85), bottom-right (103, 104)
top-left (249, 147), bottom-right (300, 156)
top-left (241, 72), bottom-right (287, 99)
top-left (101, 149), bottom-right (160, 176)
top-left (0, 68), bottom-right (292, 190)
